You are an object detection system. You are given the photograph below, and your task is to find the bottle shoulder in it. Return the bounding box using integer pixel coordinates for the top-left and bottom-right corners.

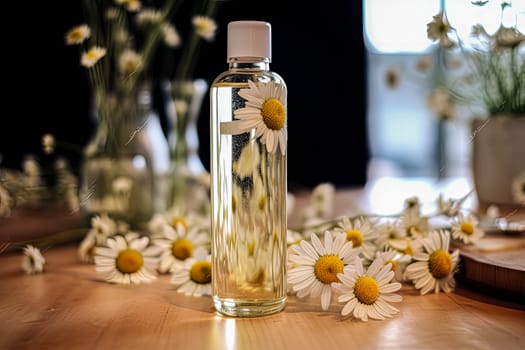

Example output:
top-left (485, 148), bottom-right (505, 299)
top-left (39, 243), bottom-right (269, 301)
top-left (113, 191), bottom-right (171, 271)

top-left (211, 69), bottom-right (286, 88)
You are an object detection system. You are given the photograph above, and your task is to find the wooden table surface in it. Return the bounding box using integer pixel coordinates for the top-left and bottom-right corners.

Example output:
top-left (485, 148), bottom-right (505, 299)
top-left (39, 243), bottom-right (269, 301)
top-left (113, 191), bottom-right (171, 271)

top-left (1, 176), bottom-right (524, 350)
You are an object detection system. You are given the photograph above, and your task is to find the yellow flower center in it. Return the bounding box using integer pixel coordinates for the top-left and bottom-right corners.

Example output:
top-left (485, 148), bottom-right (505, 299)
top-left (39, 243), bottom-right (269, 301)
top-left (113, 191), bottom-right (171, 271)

top-left (172, 238), bottom-right (193, 260)
top-left (429, 249), bottom-right (452, 279)
top-left (354, 276), bottom-right (380, 305)
top-left (258, 195), bottom-right (267, 211)
top-left (70, 29), bottom-right (83, 41)
top-left (385, 259), bottom-right (397, 272)
top-left (345, 229), bottom-right (363, 247)
top-left (171, 216), bottom-right (188, 231)
top-left (261, 98), bottom-right (285, 130)
top-left (116, 249), bottom-right (143, 274)
top-left (314, 254), bottom-right (344, 284)
top-left (248, 240), bottom-right (255, 256)
top-left (403, 242), bottom-right (413, 256)
top-left (190, 260), bottom-right (212, 284)
top-left (87, 50), bottom-right (99, 60)
top-left (460, 222), bottom-right (474, 235)
top-left (232, 194), bottom-right (237, 213)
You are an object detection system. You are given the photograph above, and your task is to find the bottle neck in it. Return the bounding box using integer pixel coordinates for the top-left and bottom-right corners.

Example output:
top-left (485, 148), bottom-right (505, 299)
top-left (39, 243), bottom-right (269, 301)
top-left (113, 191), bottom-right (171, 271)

top-left (228, 57), bottom-right (270, 71)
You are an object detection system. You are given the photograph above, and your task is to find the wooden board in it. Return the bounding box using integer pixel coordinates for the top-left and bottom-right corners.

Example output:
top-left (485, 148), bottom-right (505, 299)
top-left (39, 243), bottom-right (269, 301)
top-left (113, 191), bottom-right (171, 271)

top-left (453, 233), bottom-right (525, 303)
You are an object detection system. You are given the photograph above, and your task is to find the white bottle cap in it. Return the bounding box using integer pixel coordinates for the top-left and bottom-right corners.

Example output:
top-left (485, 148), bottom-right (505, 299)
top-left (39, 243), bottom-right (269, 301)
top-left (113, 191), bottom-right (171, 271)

top-left (227, 21), bottom-right (271, 62)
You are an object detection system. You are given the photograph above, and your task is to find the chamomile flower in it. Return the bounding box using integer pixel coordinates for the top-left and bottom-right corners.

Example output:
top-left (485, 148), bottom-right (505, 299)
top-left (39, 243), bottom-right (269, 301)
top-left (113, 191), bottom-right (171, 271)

top-left (288, 231), bottom-right (360, 311)
top-left (427, 13), bottom-right (455, 48)
top-left (334, 216), bottom-right (379, 265)
top-left (302, 182), bottom-right (335, 221)
top-left (374, 219), bottom-right (406, 251)
top-left (404, 230), bottom-right (459, 295)
top-left (90, 213), bottom-right (119, 244)
top-left (135, 9), bottom-right (162, 25)
top-left (21, 245), bottom-right (46, 274)
top-left (287, 229), bottom-right (304, 248)
top-left (451, 213), bottom-right (484, 244)
top-left (65, 24), bottom-right (91, 45)
top-left (78, 232), bottom-right (97, 263)
top-left (171, 250), bottom-right (212, 296)
top-left (192, 15), bottom-right (217, 42)
top-left (402, 209), bottom-right (430, 239)
top-left (225, 80), bottom-right (287, 155)
top-left (42, 134), bottom-right (55, 154)
top-left (333, 256), bottom-right (402, 321)
top-left (117, 49), bottom-right (143, 76)
top-left (152, 223), bottom-right (210, 273)
top-left (81, 46), bottom-right (107, 68)
top-left (161, 23), bottom-right (181, 48)
top-left (112, 176), bottom-right (133, 194)
top-left (374, 249), bottom-right (412, 282)
top-left (94, 232), bottom-right (161, 284)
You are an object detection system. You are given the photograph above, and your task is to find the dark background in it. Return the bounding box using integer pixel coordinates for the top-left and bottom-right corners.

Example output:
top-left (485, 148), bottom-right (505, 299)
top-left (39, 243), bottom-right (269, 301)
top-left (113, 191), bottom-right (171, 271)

top-left (1, 0), bottom-right (368, 191)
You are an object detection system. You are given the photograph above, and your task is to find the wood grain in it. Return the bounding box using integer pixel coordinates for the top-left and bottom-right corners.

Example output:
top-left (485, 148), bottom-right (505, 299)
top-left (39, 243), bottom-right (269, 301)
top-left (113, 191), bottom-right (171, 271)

top-left (1, 245), bottom-right (524, 350)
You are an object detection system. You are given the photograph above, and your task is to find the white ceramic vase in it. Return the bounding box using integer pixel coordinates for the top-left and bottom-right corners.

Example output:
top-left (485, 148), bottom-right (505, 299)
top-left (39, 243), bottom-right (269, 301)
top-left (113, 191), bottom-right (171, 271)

top-left (471, 114), bottom-right (525, 211)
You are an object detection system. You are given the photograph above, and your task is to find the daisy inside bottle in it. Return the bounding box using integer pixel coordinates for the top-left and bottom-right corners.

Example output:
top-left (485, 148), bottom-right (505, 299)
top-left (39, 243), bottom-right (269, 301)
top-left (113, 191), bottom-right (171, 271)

top-left (210, 21), bottom-right (288, 317)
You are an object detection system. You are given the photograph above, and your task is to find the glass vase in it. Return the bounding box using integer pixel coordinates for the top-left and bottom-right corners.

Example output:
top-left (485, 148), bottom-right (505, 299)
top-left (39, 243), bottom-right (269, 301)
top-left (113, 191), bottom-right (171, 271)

top-left (163, 78), bottom-right (210, 216)
top-left (80, 81), bottom-right (171, 229)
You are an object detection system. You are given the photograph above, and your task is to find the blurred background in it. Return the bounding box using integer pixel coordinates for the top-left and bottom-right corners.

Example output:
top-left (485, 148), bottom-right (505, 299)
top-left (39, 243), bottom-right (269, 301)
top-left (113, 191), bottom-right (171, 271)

top-left (1, 0), bottom-right (523, 191)
top-left (1, 0), bottom-right (366, 192)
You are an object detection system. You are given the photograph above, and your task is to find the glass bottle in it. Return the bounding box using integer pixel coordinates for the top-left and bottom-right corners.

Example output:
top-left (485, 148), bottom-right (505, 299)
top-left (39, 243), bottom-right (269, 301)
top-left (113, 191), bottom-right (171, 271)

top-left (80, 81), bottom-right (170, 229)
top-left (163, 78), bottom-right (210, 216)
top-left (210, 21), bottom-right (288, 317)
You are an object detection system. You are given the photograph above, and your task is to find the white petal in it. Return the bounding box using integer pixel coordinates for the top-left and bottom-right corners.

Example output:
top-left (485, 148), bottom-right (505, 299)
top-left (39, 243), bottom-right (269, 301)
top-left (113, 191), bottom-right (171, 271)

top-left (320, 285), bottom-right (332, 311)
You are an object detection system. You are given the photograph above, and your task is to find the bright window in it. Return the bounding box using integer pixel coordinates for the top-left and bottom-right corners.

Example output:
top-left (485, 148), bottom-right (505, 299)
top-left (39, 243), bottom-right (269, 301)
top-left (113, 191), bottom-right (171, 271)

top-left (363, 0), bottom-right (518, 178)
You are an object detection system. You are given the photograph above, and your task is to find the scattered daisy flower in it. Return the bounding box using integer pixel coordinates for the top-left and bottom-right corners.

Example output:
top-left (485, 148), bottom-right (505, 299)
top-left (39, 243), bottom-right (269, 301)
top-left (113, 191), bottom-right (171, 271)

top-left (375, 219), bottom-right (407, 251)
top-left (451, 213), bottom-right (484, 244)
top-left (485, 204), bottom-right (500, 219)
top-left (437, 193), bottom-right (463, 217)
top-left (287, 229), bottom-right (304, 248)
top-left (224, 80), bottom-right (287, 155)
top-left (192, 15), bottom-right (217, 41)
top-left (334, 216), bottom-right (379, 264)
top-left (333, 256), bottom-right (402, 321)
top-left (171, 250), bottom-right (212, 296)
top-left (401, 199), bottom-right (430, 239)
top-left (95, 232), bottom-right (161, 284)
top-left (288, 231), bottom-right (360, 311)
top-left (404, 230), bottom-right (459, 295)
top-left (152, 222), bottom-right (210, 273)
top-left (374, 249), bottom-right (412, 282)
top-left (21, 245), bottom-right (46, 274)
top-left (78, 232), bottom-right (97, 263)
top-left (302, 182), bottom-right (335, 221)
top-left (147, 213), bottom-right (170, 237)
